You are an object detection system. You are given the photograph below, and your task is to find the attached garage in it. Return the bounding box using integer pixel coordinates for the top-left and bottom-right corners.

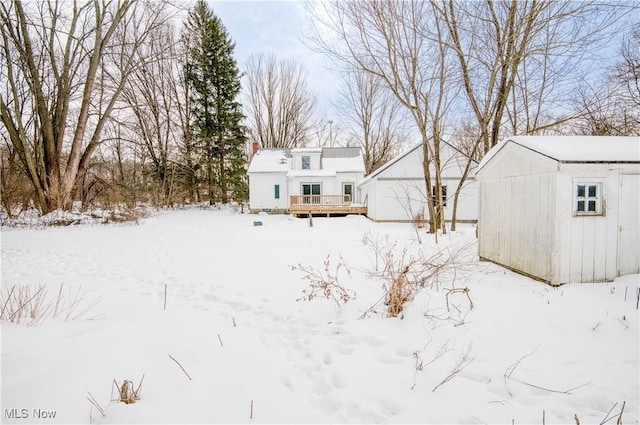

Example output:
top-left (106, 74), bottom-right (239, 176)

top-left (475, 136), bottom-right (640, 284)
top-left (358, 141), bottom-right (478, 223)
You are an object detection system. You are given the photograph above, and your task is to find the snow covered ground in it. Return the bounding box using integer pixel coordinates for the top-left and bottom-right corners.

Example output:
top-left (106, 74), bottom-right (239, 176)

top-left (1, 208), bottom-right (638, 424)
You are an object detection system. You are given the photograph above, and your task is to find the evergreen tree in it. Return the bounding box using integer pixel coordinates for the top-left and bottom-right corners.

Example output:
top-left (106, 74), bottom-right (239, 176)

top-left (182, 0), bottom-right (247, 204)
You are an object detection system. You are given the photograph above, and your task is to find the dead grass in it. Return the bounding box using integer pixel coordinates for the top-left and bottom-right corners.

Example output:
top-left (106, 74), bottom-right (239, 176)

top-left (111, 375), bottom-right (144, 404)
top-left (0, 282), bottom-right (101, 326)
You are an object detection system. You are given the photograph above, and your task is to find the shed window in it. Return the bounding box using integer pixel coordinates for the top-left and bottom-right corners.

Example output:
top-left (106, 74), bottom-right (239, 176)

top-left (301, 156), bottom-right (311, 170)
top-left (575, 183), bottom-right (602, 215)
top-left (274, 184), bottom-right (280, 199)
top-left (431, 185), bottom-right (447, 207)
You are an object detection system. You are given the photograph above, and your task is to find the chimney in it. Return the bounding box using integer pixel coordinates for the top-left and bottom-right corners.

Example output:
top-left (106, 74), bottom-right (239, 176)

top-left (252, 142), bottom-right (259, 156)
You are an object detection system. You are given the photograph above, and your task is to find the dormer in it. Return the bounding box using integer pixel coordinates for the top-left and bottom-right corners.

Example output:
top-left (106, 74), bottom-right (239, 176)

top-left (291, 147), bottom-right (322, 171)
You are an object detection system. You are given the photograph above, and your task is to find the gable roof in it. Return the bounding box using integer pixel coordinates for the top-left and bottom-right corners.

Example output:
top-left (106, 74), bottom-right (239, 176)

top-left (247, 149), bottom-right (291, 173)
top-left (358, 139), bottom-right (479, 187)
top-left (247, 146), bottom-right (365, 174)
top-left (359, 143), bottom-right (421, 186)
top-left (476, 136), bottom-right (640, 174)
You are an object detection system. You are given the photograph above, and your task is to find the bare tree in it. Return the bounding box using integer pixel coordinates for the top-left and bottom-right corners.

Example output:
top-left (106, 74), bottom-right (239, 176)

top-left (119, 20), bottom-right (187, 206)
top-left (434, 0), bottom-right (634, 155)
top-left (337, 66), bottom-right (407, 174)
top-left (615, 24), bottom-right (640, 109)
top-left (243, 53), bottom-right (317, 148)
top-left (0, 0), bottom-right (174, 213)
top-left (572, 84), bottom-right (640, 136)
top-left (308, 0), bottom-right (454, 234)
top-left (571, 24), bottom-right (640, 136)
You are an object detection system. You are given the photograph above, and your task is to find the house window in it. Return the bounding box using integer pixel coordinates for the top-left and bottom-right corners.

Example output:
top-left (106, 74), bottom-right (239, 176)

top-left (301, 156), bottom-right (311, 170)
top-left (431, 185), bottom-right (447, 207)
top-left (302, 183), bottom-right (321, 204)
top-left (575, 183), bottom-right (602, 215)
top-left (274, 184), bottom-right (280, 199)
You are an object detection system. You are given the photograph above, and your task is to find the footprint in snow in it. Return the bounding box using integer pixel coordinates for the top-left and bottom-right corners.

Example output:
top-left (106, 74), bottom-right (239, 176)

top-left (331, 373), bottom-right (346, 389)
top-left (280, 375), bottom-right (293, 392)
top-left (374, 352), bottom-right (404, 365)
top-left (337, 344), bottom-right (355, 355)
top-left (312, 377), bottom-right (332, 396)
top-left (363, 335), bottom-right (385, 348)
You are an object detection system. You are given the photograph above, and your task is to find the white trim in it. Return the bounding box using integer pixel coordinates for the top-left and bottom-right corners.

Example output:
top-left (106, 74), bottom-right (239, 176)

top-left (572, 179), bottom-right (605, 216)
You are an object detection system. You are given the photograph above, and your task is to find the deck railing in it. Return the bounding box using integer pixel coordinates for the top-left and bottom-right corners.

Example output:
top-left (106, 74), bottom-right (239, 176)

top-left (290, 194), bottom-right (352, 206)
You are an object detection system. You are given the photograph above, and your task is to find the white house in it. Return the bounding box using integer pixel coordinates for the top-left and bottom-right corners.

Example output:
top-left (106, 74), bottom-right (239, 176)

top-left (357, 141), bottom-right (478, 223)
top-left (247, 146), bottom-right (367, 216)
top-left (475, 135), bottom-right (640, 285)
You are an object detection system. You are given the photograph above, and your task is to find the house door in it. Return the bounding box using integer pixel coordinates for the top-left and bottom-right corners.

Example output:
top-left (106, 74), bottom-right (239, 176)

top-left (343, 183), bottom-right (354, 203)
top-left (618, 174), bottom-right (640, 275)
top-left (302, 183), bottom-right (321, 204)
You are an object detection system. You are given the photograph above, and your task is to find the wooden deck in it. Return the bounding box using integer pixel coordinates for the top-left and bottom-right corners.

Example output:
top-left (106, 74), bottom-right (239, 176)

top-left (289, 195), bottom-right (367, 217)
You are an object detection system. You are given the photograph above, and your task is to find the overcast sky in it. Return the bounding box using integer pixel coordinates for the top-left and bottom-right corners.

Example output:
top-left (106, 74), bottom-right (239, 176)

top-left (209, 1), bottom-right (339, 119)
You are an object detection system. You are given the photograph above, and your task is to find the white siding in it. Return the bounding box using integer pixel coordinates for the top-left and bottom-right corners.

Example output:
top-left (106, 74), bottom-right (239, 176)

top-left (289, 176), bottom-right (334, 196)
top-left (248, 173), bottom-right (289, 211)
top-left (336, 172), bottom-right (364, 203)
top-left (373, 179), bottom-right (427, 221)
top-left (477, 142), bottom-right (558, 179)
top-left (362, 178), bottom-right (477, 222)
top-left (291, 151), bottom-right (322, 170)
top-left (478, 139), bottom-right (640, 285)
top-left (478, 173), bottom-right (556, 282)
top-left (359, 142), bottom-right (479, 222)
top-left (555, 164), bottom-right (639, 283)
top-left (618, 174), bottom-right (640, 275)
top-left (288, 172), bottom-right (363, 202)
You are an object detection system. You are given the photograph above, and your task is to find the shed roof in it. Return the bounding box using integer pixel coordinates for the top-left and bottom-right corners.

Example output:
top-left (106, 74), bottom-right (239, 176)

top-left (476, 136), bottom-right (640, 173)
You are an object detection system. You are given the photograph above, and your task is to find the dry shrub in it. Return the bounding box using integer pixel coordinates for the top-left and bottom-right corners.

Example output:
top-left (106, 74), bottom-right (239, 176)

top-left (292, 255), bottom-right (355, 310)
top-left (112, 375), bottom-right (144, 405)
top-left (413, 210), bottom-right (425, 229)
top-left (362, 232), bottom-right (473, 318)
top-left (0, 149), bottom-right (36, 219)
top-left (0, 282), bottom-right (101, 326)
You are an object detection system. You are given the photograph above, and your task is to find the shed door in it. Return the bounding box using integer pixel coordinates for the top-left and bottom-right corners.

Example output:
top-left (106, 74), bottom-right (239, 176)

top-left (618, 174), bottom-right (640, 276)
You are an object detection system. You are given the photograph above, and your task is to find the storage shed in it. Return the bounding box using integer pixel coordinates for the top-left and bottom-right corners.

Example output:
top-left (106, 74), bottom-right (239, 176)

top-left (358, 141), bottom-right (478, 223)
top-left (475, 136), bottom-right (640, 285)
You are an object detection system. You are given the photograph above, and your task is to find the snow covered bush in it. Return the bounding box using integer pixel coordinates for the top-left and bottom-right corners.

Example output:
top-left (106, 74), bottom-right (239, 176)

top-left (0, 204), bottom-right (152, 228)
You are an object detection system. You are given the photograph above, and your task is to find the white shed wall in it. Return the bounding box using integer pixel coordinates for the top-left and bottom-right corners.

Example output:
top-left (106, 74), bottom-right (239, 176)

top-left (554, 163), bottom-right (640, 283)
top-left (477, 142), bottom-right (558, 178)
top-left (618, 174), bottom-right (640, 275)
top-left (478, 173), bottom-right (557, 282)
top-left (477, 144), bottom-right (640, 284)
